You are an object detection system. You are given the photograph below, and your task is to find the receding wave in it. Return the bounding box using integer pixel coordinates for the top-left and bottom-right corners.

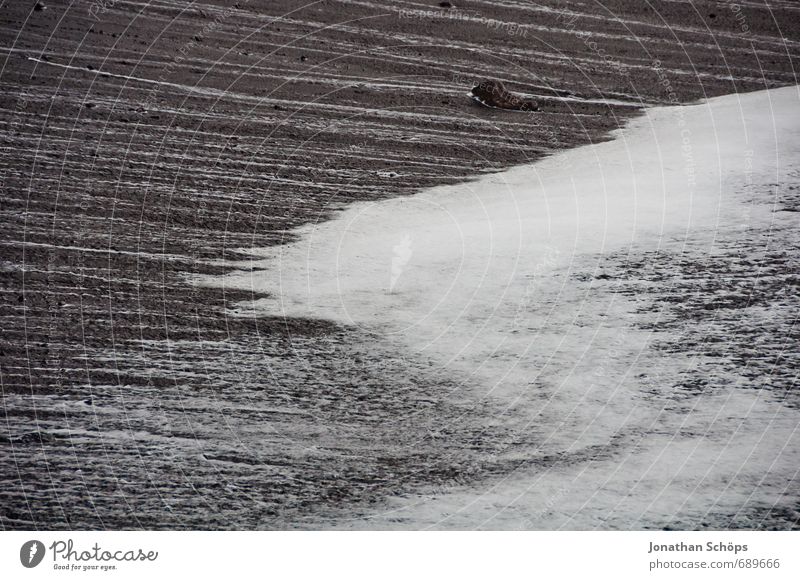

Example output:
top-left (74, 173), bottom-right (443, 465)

top-left (203, 86), bottom-right (800, 529)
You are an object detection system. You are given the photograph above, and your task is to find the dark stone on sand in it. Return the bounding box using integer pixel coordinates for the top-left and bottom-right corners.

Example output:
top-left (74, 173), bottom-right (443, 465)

top-left (34, 2), bottom-right (45, 11)
top-left (471, 80), bottom-right (539, 112)
top-left (439, 1), bottom-right (453, 7)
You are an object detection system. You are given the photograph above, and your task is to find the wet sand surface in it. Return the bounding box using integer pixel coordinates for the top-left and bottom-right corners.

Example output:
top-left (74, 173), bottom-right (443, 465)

top-left (1, 1), bottom-right (799, 529)
top-left (207, 86), bottom-right (800, 530)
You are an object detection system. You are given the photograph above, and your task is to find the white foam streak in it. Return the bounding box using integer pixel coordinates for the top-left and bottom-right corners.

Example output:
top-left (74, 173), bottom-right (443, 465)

top-left (206, 86), bottom-right (800, 528)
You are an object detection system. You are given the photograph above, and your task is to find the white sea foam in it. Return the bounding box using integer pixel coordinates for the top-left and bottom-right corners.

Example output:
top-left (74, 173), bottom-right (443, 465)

top-left (205, 86), bottom-right (800, 528)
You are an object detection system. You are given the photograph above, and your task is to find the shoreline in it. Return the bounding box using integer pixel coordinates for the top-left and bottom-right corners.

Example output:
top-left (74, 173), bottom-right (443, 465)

top-left (212, 85), bottom-right (800, 530)
top-left (1, 1), bottom-right (799, 529)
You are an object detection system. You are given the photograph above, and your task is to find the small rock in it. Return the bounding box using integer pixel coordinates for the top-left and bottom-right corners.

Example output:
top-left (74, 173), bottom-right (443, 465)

top-left (34, 2), bottom-right (45, 11)
top-left (471, 79), bottom-right (539, 112)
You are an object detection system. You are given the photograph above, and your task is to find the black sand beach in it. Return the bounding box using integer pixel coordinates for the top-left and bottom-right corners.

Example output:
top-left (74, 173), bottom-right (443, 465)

top-left (1, 1), bottom-right (798, 529)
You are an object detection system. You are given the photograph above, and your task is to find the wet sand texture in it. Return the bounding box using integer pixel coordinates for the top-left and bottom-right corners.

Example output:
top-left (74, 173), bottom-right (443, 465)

top-left (1, 1), bottom-right (799, 529)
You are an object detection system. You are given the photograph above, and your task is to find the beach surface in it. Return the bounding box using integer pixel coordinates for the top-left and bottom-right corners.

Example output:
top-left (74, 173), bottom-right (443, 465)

top-left (1, 1), bottom-right (799, 529)
top-left (208, 85), bottom-right (800, 529)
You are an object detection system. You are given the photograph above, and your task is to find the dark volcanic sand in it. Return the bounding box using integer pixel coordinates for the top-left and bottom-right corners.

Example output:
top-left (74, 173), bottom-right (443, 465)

top-left (1, 1), bottom-right (798, 529)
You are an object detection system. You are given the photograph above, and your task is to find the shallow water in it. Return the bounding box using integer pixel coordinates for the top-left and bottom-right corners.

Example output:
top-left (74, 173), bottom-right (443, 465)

top-left (205, 86), bottom-right (800, 529)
